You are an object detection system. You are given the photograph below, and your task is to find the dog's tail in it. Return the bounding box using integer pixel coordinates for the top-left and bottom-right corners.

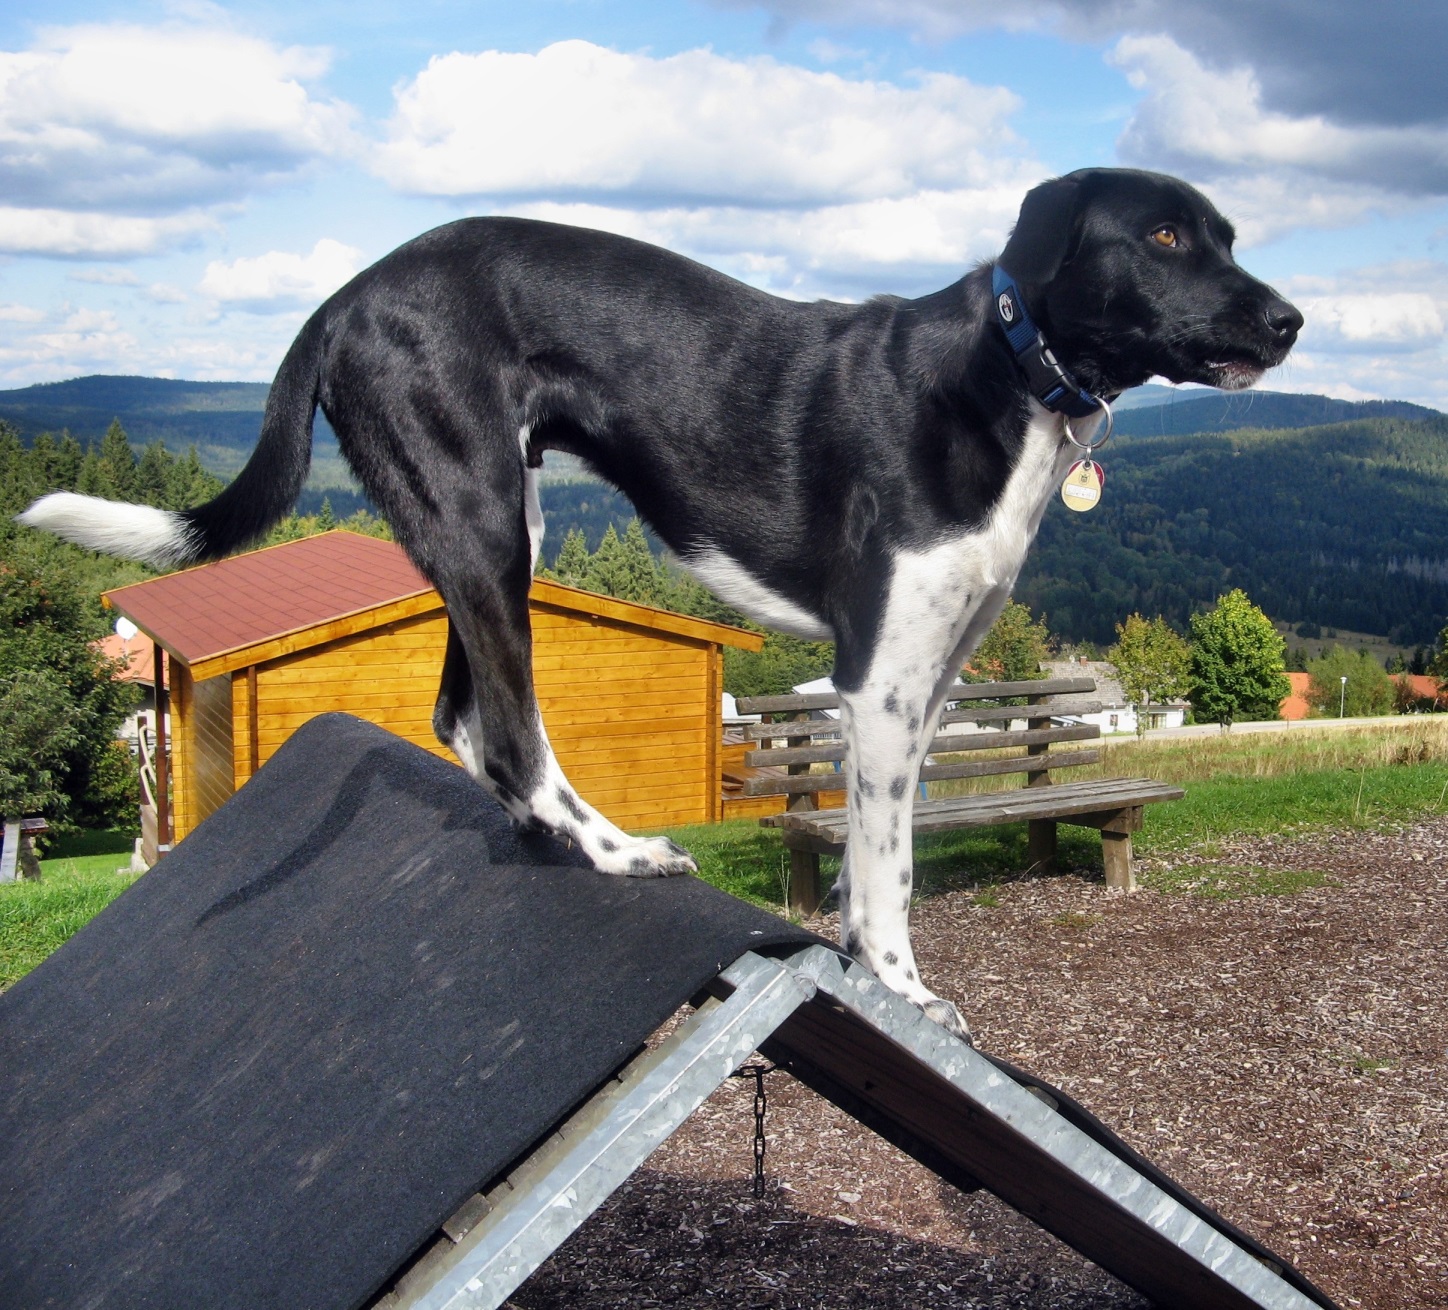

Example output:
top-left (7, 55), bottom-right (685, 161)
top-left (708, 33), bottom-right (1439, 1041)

top-left (16, 315), bottom-right (327, 569)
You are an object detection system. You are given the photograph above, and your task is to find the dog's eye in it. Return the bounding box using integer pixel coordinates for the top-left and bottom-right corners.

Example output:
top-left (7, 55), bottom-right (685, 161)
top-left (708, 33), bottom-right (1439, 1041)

top-left (1150, 225), bottom-right (1180, 248)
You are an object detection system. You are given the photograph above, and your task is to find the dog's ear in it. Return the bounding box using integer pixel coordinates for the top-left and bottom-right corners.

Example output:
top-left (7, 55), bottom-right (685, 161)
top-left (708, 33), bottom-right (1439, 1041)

top-left (999, 175), bottom-right (1083, 285)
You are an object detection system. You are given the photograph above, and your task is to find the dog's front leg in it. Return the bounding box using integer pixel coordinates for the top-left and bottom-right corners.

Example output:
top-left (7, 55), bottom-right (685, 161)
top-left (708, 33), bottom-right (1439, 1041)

top-left (836, 683), bottom-right (972, 1043)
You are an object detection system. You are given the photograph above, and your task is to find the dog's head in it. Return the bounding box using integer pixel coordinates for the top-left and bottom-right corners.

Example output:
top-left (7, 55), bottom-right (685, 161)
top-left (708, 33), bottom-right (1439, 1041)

top-left (998, 168), bottom-right (1301, 397)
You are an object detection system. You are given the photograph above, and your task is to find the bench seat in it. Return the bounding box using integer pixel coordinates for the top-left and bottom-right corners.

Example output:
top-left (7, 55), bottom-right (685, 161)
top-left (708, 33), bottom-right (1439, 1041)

top-left (736, 677), bottom-right (1184, 913)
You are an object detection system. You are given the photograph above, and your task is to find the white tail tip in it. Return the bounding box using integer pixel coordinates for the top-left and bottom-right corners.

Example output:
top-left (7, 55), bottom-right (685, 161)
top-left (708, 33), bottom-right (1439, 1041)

top-left (16, 492), bottom-right (198, 569)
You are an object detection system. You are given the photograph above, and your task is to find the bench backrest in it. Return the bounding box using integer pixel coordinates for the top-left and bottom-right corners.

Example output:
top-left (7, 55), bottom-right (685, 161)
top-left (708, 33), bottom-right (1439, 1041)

top-left (733, 678), bottom-right (1103, 800)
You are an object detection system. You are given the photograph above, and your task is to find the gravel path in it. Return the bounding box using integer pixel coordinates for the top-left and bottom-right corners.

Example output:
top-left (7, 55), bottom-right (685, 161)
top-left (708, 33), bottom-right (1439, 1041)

top-left (510, 820), bottom-right (1448, 1309)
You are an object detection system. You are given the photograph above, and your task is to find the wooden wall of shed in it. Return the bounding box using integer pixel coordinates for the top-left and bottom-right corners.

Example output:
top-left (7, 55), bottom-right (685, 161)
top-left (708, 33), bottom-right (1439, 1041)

top-left (170, 664), bottom-right (236, 841)
top-left (530, 600), bottom-right (717, 829)
top-left (226, 600), bottom-right (721, 830)
top-left (231, 610), bottom-right (451, 791)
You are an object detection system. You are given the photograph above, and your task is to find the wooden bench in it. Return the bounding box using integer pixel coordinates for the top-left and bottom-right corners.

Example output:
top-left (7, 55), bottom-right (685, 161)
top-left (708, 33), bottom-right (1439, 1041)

top-left (734, 677), bottom-right (1183, 914)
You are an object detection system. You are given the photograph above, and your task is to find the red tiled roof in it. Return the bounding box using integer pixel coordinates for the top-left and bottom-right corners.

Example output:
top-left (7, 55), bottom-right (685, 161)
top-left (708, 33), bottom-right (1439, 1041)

top-left (1400, 673), bottom-right (1443, 702)
top-left (1281, 671), bottom-right (1312, 720)
top-left (103, 532), bottom-right (433, 666)
top-left (96, 633), bottom-right (168, 687)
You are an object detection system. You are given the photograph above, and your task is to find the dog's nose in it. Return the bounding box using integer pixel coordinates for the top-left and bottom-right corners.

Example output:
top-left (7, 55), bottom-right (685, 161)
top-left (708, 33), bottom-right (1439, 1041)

top-left (1264, 298), bottom-right (1303, 343)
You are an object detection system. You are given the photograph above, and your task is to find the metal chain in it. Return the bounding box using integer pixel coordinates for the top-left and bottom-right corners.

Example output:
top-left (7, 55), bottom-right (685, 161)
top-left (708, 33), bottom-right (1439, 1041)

top-left (731, 1062), bottom-right (775, 1198)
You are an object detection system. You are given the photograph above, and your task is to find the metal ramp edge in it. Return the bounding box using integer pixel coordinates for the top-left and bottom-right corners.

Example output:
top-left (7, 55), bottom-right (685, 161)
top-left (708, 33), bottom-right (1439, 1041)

top-left (371, 946), bottom-right (1338, 1310)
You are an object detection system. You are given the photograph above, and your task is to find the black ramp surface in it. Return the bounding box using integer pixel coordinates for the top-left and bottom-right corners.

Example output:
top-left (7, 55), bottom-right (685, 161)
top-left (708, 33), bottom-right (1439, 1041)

top-left (0, 714), bottom-right (819, 1310)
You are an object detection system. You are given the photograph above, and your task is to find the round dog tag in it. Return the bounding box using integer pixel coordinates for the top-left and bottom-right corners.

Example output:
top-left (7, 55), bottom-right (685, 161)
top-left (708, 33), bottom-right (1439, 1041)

top-left (1061, 459), bottom-right (1104, 512)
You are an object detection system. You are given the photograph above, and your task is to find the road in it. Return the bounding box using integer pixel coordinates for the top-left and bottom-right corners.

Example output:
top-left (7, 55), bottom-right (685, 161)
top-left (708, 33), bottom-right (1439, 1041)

top-left (1098, 714), bottom-right (1431, 744)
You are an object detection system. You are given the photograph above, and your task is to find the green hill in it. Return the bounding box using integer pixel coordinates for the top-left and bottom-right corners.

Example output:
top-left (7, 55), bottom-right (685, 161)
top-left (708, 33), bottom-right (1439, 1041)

top-left (5, 376), bottom-right (1447, 646)
top-left (1112, 388), bottom-right (1438, 437)
top-left (1017, 415), bottom-right (1448, 647)
top-left (0, 375), bottom-right (352, 510)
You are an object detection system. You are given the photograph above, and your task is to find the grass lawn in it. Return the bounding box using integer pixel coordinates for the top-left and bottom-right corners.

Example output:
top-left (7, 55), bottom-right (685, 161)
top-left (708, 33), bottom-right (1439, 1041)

top-left (669, 720), bottom-right (1448, 908)
top-left (3, 720), bottom-right (1446, 985)
top-left (0, 830), bottom-right (138, 988)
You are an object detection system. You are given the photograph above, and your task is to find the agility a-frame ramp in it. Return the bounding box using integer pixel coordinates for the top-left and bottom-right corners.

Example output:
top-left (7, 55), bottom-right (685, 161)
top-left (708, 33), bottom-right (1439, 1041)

top-left (0, 716), bottom-right (1339, 1310)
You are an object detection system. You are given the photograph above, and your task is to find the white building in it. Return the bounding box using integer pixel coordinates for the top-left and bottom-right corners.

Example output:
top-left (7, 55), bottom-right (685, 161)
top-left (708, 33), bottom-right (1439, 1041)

top-left (1043, 658), bottom-right (1188, 735)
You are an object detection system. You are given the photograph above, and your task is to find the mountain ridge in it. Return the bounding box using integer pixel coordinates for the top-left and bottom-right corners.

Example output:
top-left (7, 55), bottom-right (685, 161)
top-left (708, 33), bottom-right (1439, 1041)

top-left (3, 377), bottom-right (1445, 644)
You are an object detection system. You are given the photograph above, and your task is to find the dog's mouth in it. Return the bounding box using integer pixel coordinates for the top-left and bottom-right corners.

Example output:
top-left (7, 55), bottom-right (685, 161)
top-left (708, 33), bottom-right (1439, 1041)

top-left (1203, 358), bottom-right (1268, 391)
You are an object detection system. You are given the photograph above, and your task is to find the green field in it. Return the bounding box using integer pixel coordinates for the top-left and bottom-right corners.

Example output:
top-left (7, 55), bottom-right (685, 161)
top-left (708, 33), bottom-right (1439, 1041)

top-left (4, 722), bottom-right (1445, 986)
top-left (0, 830), bottom-right (138, 987)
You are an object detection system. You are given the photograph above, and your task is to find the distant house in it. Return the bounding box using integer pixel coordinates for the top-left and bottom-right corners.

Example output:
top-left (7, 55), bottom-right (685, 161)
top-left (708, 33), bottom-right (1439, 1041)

top-left (1397, 673), bottom-right (1446, 712)
top-left (97, 632), bottom-right (167, 741)
top-left (1043, 658), bottom-right (1188, 734)
top-left (102, 531), bottom-right (762, 858)
top-left (1280, 671), bottom-right (1313, 720)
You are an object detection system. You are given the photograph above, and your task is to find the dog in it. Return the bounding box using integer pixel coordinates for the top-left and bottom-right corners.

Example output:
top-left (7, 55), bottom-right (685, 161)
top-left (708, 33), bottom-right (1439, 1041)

top-left (20, 168), bottom-right (1300, 1040)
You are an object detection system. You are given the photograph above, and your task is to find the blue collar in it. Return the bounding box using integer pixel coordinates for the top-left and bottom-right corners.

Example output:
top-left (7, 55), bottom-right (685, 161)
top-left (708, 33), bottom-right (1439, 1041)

top-left (991, 263), bottom-right (1103, 420)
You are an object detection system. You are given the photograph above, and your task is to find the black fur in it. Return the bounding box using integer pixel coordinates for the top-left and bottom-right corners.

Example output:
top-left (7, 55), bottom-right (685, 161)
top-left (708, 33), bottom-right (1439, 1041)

top-left (45, 167), bottom-right (1300, 1032)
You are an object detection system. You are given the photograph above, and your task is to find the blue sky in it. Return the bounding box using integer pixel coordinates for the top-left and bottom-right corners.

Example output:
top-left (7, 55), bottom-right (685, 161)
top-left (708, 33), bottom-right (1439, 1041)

top-left (2, 0), bottom-right (1447, 405)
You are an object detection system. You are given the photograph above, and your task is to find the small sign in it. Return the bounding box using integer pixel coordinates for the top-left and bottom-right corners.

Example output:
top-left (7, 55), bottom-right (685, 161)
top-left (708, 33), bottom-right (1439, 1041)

top-left (1061, 459), bottom-right (1104, 512)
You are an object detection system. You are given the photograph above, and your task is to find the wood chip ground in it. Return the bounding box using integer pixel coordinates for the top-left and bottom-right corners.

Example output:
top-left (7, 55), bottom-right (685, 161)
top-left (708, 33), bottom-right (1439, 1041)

top-left (511, 819), bottom-right (1448, 1309)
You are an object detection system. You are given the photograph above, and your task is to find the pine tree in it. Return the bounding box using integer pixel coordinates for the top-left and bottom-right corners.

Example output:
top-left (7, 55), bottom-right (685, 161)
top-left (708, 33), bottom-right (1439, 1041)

top-left (617, 518), bottom-right (664, 605)
top-left (167, 445), bottom-right (222, 508)
top-left (317, 497), bottom-right (337, 530)
top-left (75, 450), bottom-right (111, 497)
top-left (135, 441), bottom-right (172, 506)
top-left (584, 523), bottom-right (628, 597)
top-left (547, 528), bottom-right (592, 586)
top-left (97, 420), bottom-right (138, 498)
top-left (53, 433), bottom-right (84, 489)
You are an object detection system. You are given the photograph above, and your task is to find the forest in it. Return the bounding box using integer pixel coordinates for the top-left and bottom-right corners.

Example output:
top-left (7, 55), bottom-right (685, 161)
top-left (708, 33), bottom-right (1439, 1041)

top-left (5, 382), bottom-right (1448, 651)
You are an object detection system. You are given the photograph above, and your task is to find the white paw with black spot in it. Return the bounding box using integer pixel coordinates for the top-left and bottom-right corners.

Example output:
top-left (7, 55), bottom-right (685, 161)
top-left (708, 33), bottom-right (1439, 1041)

top-left (596, 834), bottom-right (697, 878)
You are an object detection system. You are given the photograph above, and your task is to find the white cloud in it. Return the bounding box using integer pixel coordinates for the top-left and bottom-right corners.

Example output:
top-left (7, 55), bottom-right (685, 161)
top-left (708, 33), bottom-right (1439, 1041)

top-left (200, 238), bottom-right (362, 310)
top-left (0, 24), bottom-right (355, 203)
top-left (504, 184), bottom-right (1031, 297)
top-left (1298, 293), bottom-right (1444, 351)
top-left (376, 40), bottom-right (1022, 207)
top-left (1108, 37), bottom-right (1448, 242)
top-left (0, 21), bottom-right (355, 258)
top-left (69, 268), bottom-right (141, 286)
top-left (1253, 260), bottom-right (1448, 407)
top-left (0, 206), bottom-right (217, 257)
top-left (0, 303), bottom-right (44, 323)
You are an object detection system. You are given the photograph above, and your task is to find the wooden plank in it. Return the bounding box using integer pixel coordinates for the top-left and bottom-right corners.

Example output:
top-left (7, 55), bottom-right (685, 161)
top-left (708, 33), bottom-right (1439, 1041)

top-left (939, 700), bottom-right (1103, 726)
top-left (168, 658), bottom-right (191, 840)
top-left (740, 700), bottom-right (1107, 740)
top-left (769, 777), bottom-right (1181, 842)
top-left (919, 748), bottom-right (1101, 784)
top-left (534, 674), bottom-right (708, 698)
top-left (188, 591), bottom-right (445, 680)
top-left (739, 717), bottom-right (841, 740)
top-left (746, 724), bottom-right (1099, 768)
top-left (737, 677), bottom-right (1097, 715)
top-left (738, 692), bottom-right (841, 714)
top-left (528, 579), bottom-right (763, 649)
top-left (256, 691), bottom-right (442, 715)
top-left (707, 649), bottom-right (722, 823)
top-left (743, 748), bottom-right (1103, 797)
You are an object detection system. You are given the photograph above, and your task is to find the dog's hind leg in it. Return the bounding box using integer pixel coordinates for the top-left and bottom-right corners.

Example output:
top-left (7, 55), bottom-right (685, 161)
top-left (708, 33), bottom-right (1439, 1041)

top-left (429, 533), bottom-right (696, 878)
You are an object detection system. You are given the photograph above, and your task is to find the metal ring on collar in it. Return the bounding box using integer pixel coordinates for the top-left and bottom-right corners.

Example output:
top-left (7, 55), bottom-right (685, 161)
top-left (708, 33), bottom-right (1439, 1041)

top-left (1064, 396), bottom-right (1113, 453)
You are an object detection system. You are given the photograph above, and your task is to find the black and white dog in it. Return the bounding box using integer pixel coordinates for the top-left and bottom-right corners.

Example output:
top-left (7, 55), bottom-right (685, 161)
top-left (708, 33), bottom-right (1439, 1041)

top-left (22, 168), bottom-right (1300, 1038)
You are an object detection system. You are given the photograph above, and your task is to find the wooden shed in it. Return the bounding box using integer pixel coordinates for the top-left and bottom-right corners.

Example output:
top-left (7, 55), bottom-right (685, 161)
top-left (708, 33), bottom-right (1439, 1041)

top-left (102, 531), bottom-right (762, 851)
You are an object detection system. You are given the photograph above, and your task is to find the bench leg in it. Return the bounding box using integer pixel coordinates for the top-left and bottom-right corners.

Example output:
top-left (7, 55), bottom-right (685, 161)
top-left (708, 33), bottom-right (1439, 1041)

top-left (1101, 830), bottom-right (1135, 892)
top-left (1027, 819), bottom-right (1057, 874)
top-left (787, 847), bottom-right (822, 916)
